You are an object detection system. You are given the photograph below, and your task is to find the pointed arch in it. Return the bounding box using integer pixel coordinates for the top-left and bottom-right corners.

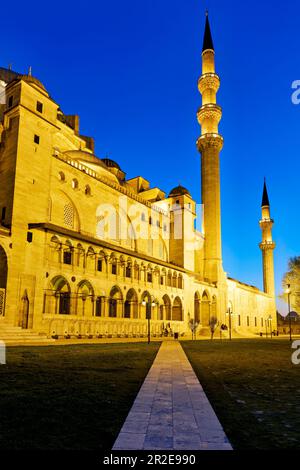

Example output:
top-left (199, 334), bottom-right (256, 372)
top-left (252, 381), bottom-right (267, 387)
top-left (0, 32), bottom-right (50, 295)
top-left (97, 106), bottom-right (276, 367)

top-left (172, 296), bottom-right (183, 321)
top-left (125, 288), bottom-right (138, 319)
top-left (48, 276), bottom-right (71, 315)
top-left (109, 285), bottom-right (123, 317)
top-left (201, 290), bottom-right (211, 326)
top-left (77, 280), bottom-right (94, 316)
top-left (50, 190), bottom-right (80, 231)
top-left (162, 294), bottom-right (171, 321)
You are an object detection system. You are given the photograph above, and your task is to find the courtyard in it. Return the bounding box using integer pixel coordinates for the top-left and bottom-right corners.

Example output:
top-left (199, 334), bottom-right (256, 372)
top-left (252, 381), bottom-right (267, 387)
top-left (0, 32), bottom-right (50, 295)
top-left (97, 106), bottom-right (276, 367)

top-left (0, 339), bottom-right (299, 450)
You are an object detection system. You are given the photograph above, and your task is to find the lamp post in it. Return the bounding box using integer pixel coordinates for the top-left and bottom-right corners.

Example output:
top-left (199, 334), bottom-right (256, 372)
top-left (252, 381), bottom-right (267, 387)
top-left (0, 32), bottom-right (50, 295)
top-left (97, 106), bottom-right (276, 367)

top-left (142, 295), bottom-right (156, 344)
top-left (268, 315), bottom-right (272, 339)
top-left (226, 307), bottom-right (233, 341)
top-left (286, 284), bottom-right (292, 342)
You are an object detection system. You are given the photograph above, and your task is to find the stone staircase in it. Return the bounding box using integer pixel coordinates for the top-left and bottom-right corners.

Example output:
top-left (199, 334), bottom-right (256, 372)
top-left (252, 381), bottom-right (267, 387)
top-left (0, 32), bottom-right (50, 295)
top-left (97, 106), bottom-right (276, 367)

top-left (0, 323), bottom-right (53, 345)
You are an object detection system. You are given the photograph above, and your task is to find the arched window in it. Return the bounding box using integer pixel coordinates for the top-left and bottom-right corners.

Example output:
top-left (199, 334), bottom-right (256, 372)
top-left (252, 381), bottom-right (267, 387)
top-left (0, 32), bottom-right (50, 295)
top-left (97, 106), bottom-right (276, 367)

top-left (110, 256), bottom-right (117, 275)
top-left (85, 185), bottom-right (91, 196)
top-left (63, 240), bottom-right (73, 265)
top-left (86, 247), bottom-right (95, 270)
top-left (58, 171), bottom-right (65, 182)
top-left (72, 179), bottom-right (78, 190)
top-left (126, 263), bottom-right (132, 278)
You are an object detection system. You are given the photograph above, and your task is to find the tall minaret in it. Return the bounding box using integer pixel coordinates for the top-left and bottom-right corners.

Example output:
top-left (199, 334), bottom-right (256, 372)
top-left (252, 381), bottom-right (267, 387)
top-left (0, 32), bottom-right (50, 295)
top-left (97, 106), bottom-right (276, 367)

top-left (197, 12), bottom-right (224, 283)
top-left (259, 180), bottom-right (276, 297)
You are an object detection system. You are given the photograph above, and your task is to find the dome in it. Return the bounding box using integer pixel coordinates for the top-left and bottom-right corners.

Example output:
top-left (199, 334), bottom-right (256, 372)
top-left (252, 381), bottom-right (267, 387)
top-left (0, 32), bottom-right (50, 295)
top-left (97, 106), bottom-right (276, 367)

top-left (101, 158), bottom-right (121, 171)
top-left (18, 74), bottom-right (46, 92)
top-left (0, 67), bottom-right (19, 84)
top-left (169, 185), bottom-right (191, 198)
top-left (64, 150), bottom-right (109, 169)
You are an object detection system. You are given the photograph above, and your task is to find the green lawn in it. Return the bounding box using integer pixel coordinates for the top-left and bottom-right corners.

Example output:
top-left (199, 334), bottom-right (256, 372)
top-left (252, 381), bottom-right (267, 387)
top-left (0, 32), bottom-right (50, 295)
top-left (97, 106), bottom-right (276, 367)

top-left (182, 339), bottom-right (300, 450)
top-left (0, 342), bottom-right (160, 450)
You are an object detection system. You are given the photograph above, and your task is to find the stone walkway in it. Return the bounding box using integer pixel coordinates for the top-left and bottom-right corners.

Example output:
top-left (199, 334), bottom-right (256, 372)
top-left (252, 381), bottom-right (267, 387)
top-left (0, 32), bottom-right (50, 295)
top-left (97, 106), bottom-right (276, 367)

top-left (113, 341), bottom-right (232, 451)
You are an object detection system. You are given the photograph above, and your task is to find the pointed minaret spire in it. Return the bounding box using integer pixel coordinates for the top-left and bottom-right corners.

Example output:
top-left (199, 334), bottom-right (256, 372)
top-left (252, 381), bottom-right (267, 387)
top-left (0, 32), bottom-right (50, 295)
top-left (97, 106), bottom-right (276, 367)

top-left (259, 179), bottom-right (275, 297)
top-left (261, 178), bottom-right (270, 207)
top-left (202, 11), bottom-right (214, 52)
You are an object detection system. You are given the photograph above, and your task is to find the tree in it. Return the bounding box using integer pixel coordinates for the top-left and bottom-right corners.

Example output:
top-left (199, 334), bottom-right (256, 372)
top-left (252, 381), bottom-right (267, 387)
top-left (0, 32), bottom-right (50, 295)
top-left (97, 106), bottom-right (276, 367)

top-left (282, 257), bottom-right (300, 312)
top-left (188, 318), bottom-right (199, 340)
top-left (209, 317), bottom-right (219, 341)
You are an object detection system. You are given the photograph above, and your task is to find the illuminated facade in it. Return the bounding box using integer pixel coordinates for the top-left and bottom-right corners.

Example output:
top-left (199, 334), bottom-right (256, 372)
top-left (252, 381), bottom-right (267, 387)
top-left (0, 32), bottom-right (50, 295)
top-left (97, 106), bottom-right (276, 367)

top-left (0, 15), bottom-right (276, 340)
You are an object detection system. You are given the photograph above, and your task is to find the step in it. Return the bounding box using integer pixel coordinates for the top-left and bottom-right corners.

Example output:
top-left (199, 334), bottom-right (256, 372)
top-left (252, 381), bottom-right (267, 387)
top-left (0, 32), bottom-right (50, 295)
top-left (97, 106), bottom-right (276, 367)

top-left (4, 339), bottom-right (54, 345)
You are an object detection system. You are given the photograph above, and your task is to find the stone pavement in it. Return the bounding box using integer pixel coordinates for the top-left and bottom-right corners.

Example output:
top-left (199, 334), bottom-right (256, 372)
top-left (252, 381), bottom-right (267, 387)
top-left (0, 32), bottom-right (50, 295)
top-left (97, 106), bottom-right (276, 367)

top-left (113, 341), bottom-right (232, 451)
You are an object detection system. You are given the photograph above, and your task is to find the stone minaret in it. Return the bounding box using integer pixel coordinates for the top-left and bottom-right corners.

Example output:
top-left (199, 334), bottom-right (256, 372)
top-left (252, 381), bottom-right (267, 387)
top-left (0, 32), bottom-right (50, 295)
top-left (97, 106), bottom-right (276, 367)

top-left (259, 180), bottom-right (276, 297)
top-left (197, 13), bottom-right (224, 283)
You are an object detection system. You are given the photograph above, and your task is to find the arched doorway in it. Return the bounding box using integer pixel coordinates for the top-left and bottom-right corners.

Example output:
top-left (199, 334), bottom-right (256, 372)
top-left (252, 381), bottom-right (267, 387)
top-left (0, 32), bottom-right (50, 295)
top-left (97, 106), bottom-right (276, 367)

top-left (49, 276), bottom-right (71, 315)
top-left (172, 297), bottom-right (183, 321)
top-left (77, 281), bottom-right (94, 316)
top-left (194, 292), bottom-right (201, 323)
top-left (125, 289), bottom-right (138, 319)
top-left (162, 294), bottom-right (171, 321)
top-left (109, 286), bottom-right (123, 318)
top-left (0, 245), bottom-right (7, 316)
top-left (201, 291), bottom-right (211, 326)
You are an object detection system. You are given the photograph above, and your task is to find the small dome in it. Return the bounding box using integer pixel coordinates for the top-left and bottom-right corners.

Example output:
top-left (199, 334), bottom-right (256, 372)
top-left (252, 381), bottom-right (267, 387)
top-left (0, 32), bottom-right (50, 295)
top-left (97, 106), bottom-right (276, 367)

top-left (169, 185), bottom-right (191, 197)
top-left (102, 158), bottom-right (121, 171)
top-left (18, 74), bottom-right (46, 91)
top-left (0, 67), bottom-right (19, 84)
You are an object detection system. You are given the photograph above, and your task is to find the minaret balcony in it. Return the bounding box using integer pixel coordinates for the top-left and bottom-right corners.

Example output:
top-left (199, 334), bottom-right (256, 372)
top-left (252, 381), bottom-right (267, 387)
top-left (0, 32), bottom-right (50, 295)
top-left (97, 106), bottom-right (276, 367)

top-left (198, 73), bottom-right (220, 94)
top-left (197, 133), bottom-right (223, 152)
top-left (259, 241), bottom-right (276, 251)
top-left (259, 218), bottom-right (274, 228)
top-left (197, 104), bottom-right (222, 127)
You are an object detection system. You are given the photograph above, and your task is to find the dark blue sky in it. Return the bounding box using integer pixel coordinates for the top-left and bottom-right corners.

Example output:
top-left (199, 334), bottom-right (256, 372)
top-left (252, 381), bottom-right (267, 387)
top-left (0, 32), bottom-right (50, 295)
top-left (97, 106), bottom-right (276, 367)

top-left (2, 0), bottom-right (299, 311)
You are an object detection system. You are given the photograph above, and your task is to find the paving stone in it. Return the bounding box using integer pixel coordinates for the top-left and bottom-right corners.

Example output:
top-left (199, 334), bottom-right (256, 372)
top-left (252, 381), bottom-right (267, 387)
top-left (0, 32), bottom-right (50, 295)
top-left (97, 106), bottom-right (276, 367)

top-left (120, 419), bottom-right (149, 434)
top-left (113, 432), bottom-right (146, 450)
top-left (144, 435), bottom-right (173, 450)
top-left (112, 341), bottom-right (232, 451)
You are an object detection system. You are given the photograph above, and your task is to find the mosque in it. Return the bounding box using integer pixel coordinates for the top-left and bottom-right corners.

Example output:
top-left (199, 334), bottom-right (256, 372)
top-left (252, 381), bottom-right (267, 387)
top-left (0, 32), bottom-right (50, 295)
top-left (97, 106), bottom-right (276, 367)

top-left (0, 15), bottom-right (276, 341)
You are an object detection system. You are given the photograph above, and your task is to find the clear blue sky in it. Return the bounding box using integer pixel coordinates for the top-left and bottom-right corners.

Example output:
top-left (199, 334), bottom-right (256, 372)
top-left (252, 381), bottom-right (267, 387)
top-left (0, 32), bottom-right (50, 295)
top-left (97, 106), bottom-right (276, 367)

top-left (2, 0), bottom-right (299, 312)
